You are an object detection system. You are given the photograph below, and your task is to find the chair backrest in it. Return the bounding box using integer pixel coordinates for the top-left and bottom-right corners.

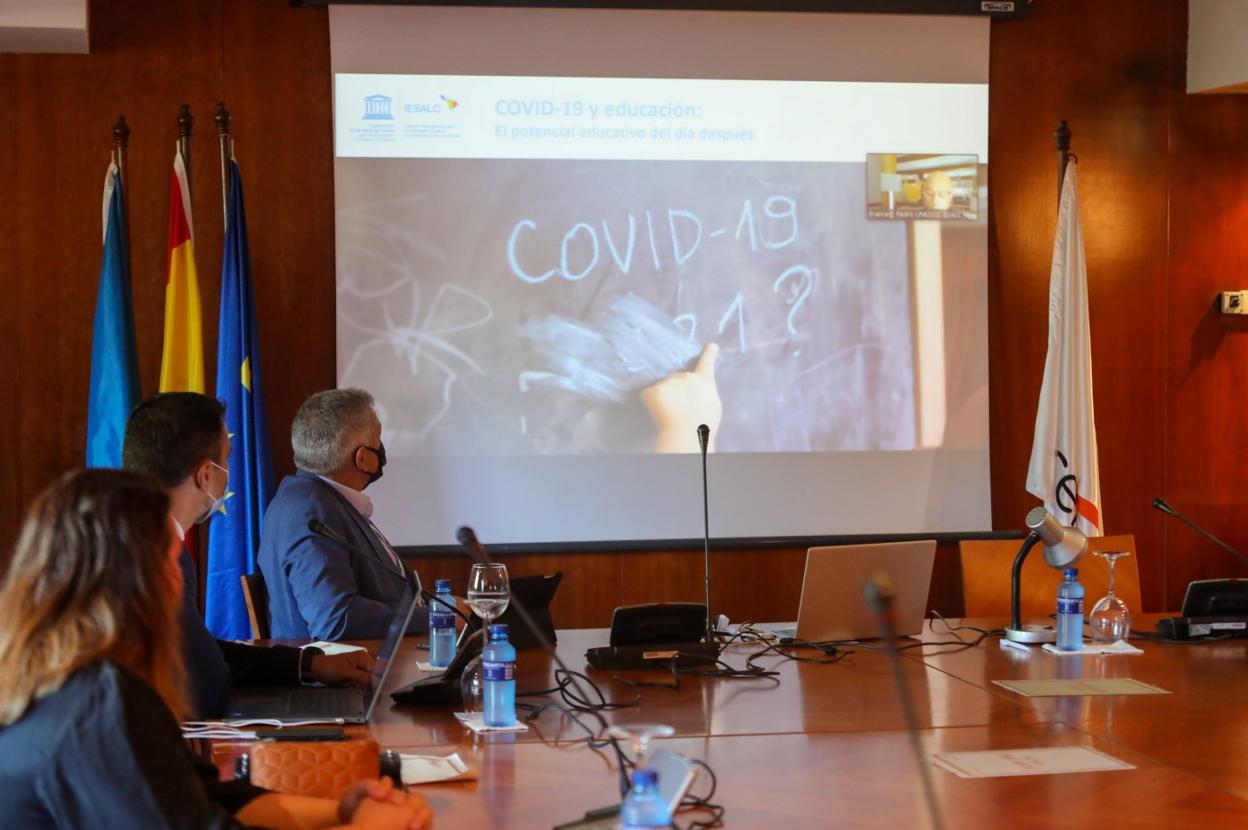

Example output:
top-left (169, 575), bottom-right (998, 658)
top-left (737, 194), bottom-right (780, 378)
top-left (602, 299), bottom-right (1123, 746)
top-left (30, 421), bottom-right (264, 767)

top-left (960, 533), bottom-right (1142, 619)
top-left (240, 571), bottom-right (270, 640)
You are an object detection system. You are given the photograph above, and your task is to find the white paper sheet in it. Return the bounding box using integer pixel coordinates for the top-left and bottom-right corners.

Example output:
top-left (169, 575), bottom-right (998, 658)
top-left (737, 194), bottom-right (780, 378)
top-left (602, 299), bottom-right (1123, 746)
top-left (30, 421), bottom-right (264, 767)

top-left (400, 752), bottom-right (477, 784)
top-left (306, 641), bottom-right (369, 656)
top-left (932, 746), bottom-right (1135, 779)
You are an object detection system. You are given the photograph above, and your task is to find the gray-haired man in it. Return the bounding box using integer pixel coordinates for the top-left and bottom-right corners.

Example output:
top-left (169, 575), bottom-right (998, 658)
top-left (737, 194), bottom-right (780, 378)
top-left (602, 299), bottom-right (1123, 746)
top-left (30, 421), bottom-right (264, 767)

top-left (258, 388), bottom-right (428, 639)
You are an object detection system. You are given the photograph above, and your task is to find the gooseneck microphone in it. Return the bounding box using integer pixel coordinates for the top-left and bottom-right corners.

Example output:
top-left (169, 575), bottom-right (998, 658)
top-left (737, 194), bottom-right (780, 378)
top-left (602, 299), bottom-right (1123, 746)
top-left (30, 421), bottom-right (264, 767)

top-left (1152, 498), bottom-right (1248, 566)
top-left (456, 526), bottom-right (632, 798)
top-left (863, 573), bottom-right (946, 830)
top-left (697, 423), bottom-right (714, 646)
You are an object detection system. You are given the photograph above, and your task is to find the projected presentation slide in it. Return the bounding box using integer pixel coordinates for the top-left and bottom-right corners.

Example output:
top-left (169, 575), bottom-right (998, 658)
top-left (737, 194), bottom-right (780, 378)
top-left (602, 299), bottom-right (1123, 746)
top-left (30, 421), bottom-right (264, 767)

top-left (334, 74), bottom-right (987, 459)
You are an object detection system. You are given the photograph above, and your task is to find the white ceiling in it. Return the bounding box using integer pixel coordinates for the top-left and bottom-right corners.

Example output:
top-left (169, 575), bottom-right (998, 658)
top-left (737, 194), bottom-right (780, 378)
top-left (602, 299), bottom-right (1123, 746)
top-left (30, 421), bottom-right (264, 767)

top-left (0, 0), bottom-right (88, 54)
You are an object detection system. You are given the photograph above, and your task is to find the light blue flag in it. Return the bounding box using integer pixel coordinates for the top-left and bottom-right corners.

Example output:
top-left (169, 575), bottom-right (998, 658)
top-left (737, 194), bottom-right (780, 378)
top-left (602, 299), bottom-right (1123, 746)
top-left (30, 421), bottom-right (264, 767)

top-left (86, 164), bottom-right (141, 468)
top-left (206, 160), bottom-right (276, 640)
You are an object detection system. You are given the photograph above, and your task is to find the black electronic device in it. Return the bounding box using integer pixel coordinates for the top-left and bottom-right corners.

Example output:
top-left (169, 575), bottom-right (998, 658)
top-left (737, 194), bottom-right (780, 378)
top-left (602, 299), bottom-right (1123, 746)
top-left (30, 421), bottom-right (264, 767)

top-left (585, 602), bottom-right (718, 670)
top-left (390, 627), bottom-right (485, 705)
top-left (1152, 498), bottom-right (1248, 639)
top-left (1156, 579), bottom-right (1248, 640)
top-left (463, 572), bottom-right (562, 649)
top-left (1155, 615), bottom-right (1248, 640)
top-left (1179, 578), bottom-right (1248, 617)
top-left (608, 602), bottom-right (707, 646)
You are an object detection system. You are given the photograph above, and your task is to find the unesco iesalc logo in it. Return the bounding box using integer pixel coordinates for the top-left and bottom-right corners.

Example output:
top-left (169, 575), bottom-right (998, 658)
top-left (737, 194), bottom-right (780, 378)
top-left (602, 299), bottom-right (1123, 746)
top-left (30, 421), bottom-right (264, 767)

top-left (362, 94), bottom-right (394, 121)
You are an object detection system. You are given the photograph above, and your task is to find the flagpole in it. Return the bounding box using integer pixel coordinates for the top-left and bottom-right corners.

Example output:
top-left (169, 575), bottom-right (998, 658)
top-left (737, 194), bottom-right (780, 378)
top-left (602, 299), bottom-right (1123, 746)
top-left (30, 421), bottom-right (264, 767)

top-left (112, 114), bottom-right (131, 254)
top-left (175, 102), bottom-right (205, 607)
top-left (177, 104), bottom-right (194, 197)
top-left (1055, 119), bottom-right (1072, 209)
top-left (215, 102), bottom-right (232, 232)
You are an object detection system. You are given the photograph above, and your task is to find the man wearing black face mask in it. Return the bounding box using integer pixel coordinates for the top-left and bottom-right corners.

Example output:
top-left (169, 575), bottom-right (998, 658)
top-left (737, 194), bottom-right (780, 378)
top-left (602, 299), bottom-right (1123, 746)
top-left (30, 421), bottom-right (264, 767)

top-left (123, 393), bottom-right (375, 717)
top-left (258, 388), bottom-right (429, 639)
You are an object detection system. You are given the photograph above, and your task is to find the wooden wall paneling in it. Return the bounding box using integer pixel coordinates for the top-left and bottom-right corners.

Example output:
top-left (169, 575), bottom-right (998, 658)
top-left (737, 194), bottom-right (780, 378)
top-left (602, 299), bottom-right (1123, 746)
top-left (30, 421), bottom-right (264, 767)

top-left (5, 0), bottom-right (223, 536)
top-left (928, 540), bottom-right (965, 618)
top-left (1163, 1), bottom-right (1248, 608)
top-left (988, 0), bottom-right (1171, 611)
top-left (0, 55), bottom-right (19, 559)
top-left (500, 551), bottom-right (622, 631)
top-left (223, 0), bottom-right (337, 479)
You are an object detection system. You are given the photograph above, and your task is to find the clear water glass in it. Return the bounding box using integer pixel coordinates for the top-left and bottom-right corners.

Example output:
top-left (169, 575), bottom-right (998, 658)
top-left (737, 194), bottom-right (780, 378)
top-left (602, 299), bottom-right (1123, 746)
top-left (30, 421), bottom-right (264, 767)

top-left (467, 563), bottom-right (510, 620)
top-left (1089, 550), bottom-right (1133, 644)
top-left (606, 723), bottom-right (675, 769)
top-left (460, 563), bottom-right (510, 711)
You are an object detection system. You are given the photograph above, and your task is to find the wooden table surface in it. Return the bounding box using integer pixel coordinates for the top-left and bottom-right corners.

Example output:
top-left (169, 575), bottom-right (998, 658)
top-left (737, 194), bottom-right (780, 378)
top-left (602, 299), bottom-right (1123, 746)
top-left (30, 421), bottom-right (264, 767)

top-left (215, 618), bottom-right (1248, 828)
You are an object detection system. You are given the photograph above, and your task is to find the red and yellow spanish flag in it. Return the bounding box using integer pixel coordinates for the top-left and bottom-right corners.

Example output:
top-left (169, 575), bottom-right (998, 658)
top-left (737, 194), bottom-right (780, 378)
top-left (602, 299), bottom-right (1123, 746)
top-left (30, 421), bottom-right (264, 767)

top-left (159, 147), bottom-right (204, 393)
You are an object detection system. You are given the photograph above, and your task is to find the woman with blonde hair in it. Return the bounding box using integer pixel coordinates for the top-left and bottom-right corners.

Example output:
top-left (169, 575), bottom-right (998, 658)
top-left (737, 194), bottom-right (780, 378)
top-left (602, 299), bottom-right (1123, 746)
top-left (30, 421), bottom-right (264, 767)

top-left (0, 469), bottom-right (432, 830)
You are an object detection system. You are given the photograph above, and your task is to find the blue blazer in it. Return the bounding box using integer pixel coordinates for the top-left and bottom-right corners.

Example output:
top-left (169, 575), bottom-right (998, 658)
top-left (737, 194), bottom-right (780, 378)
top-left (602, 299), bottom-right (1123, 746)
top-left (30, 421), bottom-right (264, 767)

top-left (258, 470), bottom-right (428, 640)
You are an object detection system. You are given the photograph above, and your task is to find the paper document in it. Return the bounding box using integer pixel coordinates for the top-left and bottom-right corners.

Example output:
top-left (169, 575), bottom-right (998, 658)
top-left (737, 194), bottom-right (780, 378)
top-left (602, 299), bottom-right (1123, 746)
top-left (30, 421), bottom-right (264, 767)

top-left (306, 641), bottom-right (369, 656)
top-left (933, 746), bottom-right (1135, 779)
top-left (400, 752), bottom-right (477, 784)
top-left (1041, 641), bottom-right (1143, 656)
top-left (993, 677), bottom-right (1169, 697)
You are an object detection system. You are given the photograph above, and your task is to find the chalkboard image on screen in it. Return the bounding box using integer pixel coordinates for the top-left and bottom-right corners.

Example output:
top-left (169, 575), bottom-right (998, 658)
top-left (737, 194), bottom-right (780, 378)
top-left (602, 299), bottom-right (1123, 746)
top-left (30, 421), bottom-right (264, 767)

top-left (337, 159), bottom-right (931, 456)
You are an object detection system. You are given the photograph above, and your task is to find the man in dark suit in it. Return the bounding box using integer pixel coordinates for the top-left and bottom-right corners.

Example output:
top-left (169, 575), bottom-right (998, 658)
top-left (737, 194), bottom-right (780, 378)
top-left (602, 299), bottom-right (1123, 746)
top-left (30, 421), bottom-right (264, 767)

top-left (259, 388), bottom-right (428, 640)
top-left (123, 393), bottom-right (374, 718)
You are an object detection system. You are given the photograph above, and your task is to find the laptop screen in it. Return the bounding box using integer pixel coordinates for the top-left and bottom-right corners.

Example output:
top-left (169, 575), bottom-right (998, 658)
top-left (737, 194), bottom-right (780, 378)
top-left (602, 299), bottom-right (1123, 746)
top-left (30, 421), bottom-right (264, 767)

top-left (364, 582), bottom-right (418, 715)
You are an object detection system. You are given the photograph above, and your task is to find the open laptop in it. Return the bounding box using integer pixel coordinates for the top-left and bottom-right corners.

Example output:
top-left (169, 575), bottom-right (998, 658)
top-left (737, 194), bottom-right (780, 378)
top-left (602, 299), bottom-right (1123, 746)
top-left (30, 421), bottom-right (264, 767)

top-left (225, 579), bottom-right (418, 724)
top-left (764, 541), bottom-right (937, 643)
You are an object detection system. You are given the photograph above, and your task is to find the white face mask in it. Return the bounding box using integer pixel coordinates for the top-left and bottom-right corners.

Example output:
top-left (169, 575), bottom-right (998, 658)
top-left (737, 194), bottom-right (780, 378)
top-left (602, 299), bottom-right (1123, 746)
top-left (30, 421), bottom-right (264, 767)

top-left (195, 460), bottom-right (232, 525)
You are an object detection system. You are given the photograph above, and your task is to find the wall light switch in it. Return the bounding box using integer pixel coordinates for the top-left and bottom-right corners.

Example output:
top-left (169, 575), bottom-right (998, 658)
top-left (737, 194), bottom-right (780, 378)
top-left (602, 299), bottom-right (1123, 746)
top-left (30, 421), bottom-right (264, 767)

top-left (1220, 291), bottom-right (1248, 314)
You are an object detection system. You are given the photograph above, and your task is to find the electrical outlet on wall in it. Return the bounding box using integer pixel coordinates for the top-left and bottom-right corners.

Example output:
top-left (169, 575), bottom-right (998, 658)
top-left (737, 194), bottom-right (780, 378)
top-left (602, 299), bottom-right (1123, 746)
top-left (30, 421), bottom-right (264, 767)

top-left (1220, 291), bottom-right (1248, 315)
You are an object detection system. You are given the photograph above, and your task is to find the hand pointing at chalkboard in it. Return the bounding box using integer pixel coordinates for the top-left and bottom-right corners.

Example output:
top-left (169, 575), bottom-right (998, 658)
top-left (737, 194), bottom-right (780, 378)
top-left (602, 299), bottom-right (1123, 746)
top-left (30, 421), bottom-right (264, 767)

top-left (641, 343), bottom-right (723, 454)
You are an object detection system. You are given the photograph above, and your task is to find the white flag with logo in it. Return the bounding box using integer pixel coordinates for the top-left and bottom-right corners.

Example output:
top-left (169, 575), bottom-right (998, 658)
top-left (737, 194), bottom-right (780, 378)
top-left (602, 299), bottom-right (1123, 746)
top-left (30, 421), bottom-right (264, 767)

top-left (1026, 164), bottom-right (1102, 537)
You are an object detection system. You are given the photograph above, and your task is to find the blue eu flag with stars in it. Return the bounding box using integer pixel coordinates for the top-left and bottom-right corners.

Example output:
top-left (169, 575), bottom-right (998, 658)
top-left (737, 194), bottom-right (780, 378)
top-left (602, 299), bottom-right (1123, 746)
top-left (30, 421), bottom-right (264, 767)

top-left (206, 160), bottom-right (276, 640)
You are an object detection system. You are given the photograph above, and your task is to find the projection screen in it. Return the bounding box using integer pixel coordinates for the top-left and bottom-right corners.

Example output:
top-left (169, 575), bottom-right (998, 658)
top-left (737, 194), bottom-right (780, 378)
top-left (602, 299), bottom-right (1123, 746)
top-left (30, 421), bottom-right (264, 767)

top-left (330, 6), bottom-right (991, 546)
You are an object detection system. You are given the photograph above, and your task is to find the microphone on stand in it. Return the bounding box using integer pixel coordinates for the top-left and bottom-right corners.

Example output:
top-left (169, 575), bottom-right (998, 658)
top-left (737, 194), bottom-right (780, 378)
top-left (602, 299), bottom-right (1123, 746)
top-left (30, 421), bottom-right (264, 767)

top-left (1152, 498), bottom-right (1248, 566)
top-left (697, 423), bottom-right (715, 647)
top-left (455, 526), bottom-right (632, 798)
top-left (863, 572), bottom-right (946, 830)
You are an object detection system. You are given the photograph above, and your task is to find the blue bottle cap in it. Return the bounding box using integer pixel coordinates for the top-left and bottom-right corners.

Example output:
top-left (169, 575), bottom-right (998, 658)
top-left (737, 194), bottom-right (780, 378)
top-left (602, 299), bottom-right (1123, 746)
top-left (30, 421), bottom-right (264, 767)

top-left (631, 769), bottom-right (658, 788)
top-left (435, 578), bottom-right (452, 592)
top-left (1064, 568), bottom-right (1078, 578)
top-left (488, 623), bottom-right (509, 639)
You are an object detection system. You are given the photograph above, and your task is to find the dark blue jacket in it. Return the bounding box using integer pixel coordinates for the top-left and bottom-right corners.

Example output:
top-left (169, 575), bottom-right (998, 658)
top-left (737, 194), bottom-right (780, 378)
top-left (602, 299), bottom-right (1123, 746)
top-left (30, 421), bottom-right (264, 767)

top-left (0, 661), bottom-right (264, 828)
top-left (178, 547), bottom-right (301, 718)
top-left (258, 470), bottom-right (427, 639)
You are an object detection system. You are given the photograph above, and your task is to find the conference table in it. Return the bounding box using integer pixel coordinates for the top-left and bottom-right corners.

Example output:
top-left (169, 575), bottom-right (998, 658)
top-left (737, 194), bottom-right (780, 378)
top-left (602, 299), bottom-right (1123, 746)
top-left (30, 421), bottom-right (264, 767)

top-left (213, 617), bottom-right (1248, 828)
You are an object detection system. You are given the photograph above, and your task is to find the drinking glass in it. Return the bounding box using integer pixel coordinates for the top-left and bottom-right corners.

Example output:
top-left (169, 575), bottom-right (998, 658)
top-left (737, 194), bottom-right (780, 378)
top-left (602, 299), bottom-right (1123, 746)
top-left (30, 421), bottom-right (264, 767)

top-left (460, 563), bottom-right (510, 711)
top-left (606, 723), bottom-right (675, 769)
top-left (1089, 550), bottom-right (1133, 644)
top-left (467, 563), bottom-right (511, 621)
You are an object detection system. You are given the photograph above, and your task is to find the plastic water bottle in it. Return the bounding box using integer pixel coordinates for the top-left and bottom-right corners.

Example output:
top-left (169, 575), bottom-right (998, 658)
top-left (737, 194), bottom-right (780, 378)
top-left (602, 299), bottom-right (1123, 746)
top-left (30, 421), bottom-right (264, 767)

top-left (621, 769), bottom-right (671, 830)
top-left (428, 578), bottom-right (457, 668)
top-left (482, 624), bottom-right (517, 727)
top-left (1056, 568), bottom-right (1085, 651)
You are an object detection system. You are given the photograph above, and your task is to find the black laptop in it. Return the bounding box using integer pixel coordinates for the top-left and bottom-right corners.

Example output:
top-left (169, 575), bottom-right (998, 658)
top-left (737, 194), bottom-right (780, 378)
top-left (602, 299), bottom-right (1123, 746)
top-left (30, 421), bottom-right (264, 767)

top-left (225, 580), bottom-right (417, 724)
